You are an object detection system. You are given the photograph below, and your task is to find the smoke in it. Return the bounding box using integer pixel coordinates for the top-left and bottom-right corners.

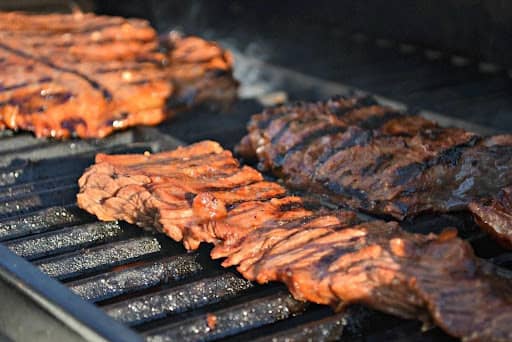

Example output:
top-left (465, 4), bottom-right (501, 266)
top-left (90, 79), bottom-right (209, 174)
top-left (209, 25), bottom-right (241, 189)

top-left (147, 1), bottom-right (286, 104)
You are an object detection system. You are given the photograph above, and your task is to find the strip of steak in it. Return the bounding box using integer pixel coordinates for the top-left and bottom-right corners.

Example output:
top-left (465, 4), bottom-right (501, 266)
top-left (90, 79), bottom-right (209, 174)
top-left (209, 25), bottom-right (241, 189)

top-left (77, 141), bottom-right (310, 250)
top-left (0, 12), bottom-right (237, 138)
top-left (77, 141), bottom-right (512, 341)
top-left (237, 95), bottom-right (512, 248)
top-left (215, 215), bottom-right (512, 342)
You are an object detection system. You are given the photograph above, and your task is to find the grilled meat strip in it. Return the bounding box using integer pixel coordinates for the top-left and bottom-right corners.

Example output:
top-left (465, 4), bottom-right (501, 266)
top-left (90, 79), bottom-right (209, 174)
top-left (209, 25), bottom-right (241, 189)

top-left (77, 141), bottom-right (512, 341)
top-left (77, 141), bottom-right (310, 250)
top-left (215, 217), bottom-right (512, 342)
top-left (237, 95), bottom-right (512, 248)
top-left (0, 12), bottom-right (237, 138)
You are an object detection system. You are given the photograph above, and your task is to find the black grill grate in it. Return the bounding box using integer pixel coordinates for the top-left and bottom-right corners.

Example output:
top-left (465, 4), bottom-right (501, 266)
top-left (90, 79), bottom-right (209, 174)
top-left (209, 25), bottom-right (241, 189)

top-left (1, 64), bottom-right (511, 342)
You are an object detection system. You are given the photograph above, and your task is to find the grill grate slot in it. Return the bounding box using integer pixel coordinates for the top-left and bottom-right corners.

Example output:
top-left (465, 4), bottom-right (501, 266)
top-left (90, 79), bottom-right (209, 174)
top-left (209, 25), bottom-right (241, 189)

top-left (104, 273), bottom-right (254, 327)
top-left (35, 236), bottom-right (163, 281)
top-left (0, 184), bottom-right (78, 219)
top-left (0, 205), bottom-right (93, 242)
top-left (226, 304), bottom-right (404, 342)
top-left (68, 254), bottom-right (205, 303)
top-left (143, 291), bottom-right (307, 342)
top-left (4, 221), bottom-right (125, 260)
top-left (0, 174), bottom-right (77, 199)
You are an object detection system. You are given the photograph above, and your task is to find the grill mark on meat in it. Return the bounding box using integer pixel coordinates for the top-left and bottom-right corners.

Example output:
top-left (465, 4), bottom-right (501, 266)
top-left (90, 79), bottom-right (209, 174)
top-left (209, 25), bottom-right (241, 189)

top-left (77, 142), bottom-right (512, 341)
top-left (0, 21), bottom-right (130, 35)
top-left (255, 96), bottom-right (373, 132)
top-left (327, 95), bottom-right (378, 117)
top-left (94, 66), bottom-right (147, 74)
top-left (267, 102), bottom-right (391, 148)
top-left (0, 90), bottom-right (74, 114)
top-left (0, 42), bottom-right (113, 102)
top-left (323, 181), bottom-right (369, 203)
top-left (275, 126), bottom-right (343, 168)
top-left (392, 136), bottom-right (481, 187)
top-left (0, 76), bottom-right (52, 93)
top-left (361, 153), bottom-right (394, 177)
top-left (314, 128), bottom-right (374, 167)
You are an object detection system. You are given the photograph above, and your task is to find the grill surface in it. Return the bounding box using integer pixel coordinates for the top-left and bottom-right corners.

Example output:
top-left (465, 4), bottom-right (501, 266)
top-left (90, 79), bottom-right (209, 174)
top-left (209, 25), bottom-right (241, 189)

top-left (1, 55), bottom-right (511, 342)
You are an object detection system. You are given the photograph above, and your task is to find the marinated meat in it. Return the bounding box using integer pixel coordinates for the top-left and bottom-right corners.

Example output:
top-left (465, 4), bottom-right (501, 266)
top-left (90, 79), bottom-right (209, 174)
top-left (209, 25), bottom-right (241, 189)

top-left (77, 141), bottom-right (310, 250)
top-left (237, 95), bottom-right (512, 247)
top-left (0, 12), bottom-right (237, 138)
top-left (77, 142), bottom-right (512, 341)
top-left (216, 215), bottom-right (512, 342)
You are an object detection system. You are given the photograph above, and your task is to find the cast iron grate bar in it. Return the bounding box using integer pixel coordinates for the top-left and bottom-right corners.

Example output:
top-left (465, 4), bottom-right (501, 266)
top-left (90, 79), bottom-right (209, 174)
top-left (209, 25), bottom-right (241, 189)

top-left (68, 254), bottom-right (205, 303)
top-left (0, 174), bottom-right (78, 199)
top-left (35, 236), bottom-right (163, 281)
top-left (0, 205), bottom-right (94, 242)
top-left (251, 311), bottom-right (347, 342)
top-left (0, 130), bottom-right (138, 168)
top-left (0, 184), bottom-right (78, 219)
top-left (104, 273), bottom-right (254, 327)
top-left (227, 304), bottom-right (403, 342)
top-left (143, 291), bottom-right (307, 342)
top-left (4, 221), bottom-right (125, 261)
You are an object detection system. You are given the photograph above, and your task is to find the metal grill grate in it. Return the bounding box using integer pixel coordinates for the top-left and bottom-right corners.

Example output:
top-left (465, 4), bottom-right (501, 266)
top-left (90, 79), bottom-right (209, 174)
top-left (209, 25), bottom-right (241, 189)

top-left (1, 62), bottom-right (511, 341)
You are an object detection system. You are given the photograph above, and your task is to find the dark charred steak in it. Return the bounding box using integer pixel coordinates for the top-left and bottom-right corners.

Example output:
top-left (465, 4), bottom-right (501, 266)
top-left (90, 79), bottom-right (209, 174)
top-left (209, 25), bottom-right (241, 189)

top-left (0, 12), bottom-right (237, 138)
top-left (77, 142), bottom-right (512, 341)
top-left (237, 96), bottom-right (512, 248)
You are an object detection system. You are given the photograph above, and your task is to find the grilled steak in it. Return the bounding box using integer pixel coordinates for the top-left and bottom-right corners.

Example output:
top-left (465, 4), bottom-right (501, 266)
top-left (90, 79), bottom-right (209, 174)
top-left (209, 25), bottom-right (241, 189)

top-left (77, 142), bottom-right (512, 341)
top-left (216, 216), bottom-right (512, 342)
top-left (77, 141), bottom-right (310, 250)
top-left (0, 12), bottom-right (237, 138)
top-left (237, 95), bottom-right (512, 248)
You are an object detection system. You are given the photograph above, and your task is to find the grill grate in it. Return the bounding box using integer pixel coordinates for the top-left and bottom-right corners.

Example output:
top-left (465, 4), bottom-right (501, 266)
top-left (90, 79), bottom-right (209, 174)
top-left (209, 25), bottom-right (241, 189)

top-left (1, 65), bottom-right (511, 342)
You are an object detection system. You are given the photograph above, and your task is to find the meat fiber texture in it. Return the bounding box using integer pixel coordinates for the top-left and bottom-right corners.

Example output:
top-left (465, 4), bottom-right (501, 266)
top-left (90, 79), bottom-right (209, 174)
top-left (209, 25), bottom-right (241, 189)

top-left (237, 95), bottom-right (512, 248)
top-left (77, 141), bottom-right (512, 342)
top-left (0, 11), bottom-right (237, 139)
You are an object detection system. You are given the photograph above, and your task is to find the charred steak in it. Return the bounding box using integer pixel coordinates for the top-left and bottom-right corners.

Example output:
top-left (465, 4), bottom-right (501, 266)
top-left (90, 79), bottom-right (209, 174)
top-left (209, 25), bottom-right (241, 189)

top-left (0, 12), bottom-right (237, 138)
top-left (77, 141), bottom-right (512, 341)
top-left (237, 95), bottom-right (512, 248)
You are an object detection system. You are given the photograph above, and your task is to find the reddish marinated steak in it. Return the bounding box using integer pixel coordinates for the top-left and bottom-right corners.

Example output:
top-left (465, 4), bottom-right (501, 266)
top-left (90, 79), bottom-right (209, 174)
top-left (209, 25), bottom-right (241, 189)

top-left (237, 95), bottom-right (512, 248)
top-left (0, 12), bottom-right (237, 138)
top-left (77, 141), bottom-right (309, 250)
top-left (77, 141), bottom-right (512, 341)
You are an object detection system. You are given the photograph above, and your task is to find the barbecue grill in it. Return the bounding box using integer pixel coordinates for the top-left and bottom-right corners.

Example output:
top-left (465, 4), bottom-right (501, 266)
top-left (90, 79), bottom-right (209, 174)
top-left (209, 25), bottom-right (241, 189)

top-left (1, 1), bottom-right (512, 341)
